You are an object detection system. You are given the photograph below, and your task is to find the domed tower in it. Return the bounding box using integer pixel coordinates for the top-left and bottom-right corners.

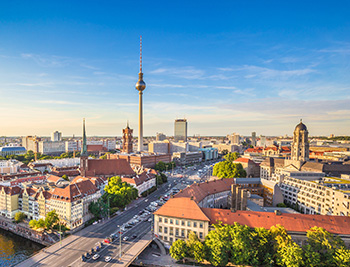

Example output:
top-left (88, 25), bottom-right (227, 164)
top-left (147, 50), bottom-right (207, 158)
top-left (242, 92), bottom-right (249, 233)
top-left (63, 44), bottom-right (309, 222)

top-left (136, 36), bottom-right (146, 152)
top-left (291, 119), bottom-right (309, 162)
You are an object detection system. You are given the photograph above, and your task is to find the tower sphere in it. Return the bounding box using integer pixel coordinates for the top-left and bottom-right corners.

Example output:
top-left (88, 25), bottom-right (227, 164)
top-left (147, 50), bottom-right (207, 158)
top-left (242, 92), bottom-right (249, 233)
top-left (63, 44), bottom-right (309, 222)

top-left (136, 75), bottom-right (146, 92)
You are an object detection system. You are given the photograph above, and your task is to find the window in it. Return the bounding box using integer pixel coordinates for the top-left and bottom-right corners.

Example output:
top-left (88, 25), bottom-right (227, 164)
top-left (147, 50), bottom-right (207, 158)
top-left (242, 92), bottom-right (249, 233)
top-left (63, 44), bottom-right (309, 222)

top-left (199, 232), bottom-right (203, 239)
top-left (164, 236), bottom-right (167, 241)
top-left (159, 226), bottom-right (162, 233)
top-left (199, 222), bottom-right (203, 228)
top-left (175, 219), bottom-right (179, 225)
top-left (164, 227), bottom-right (168, 234)
top-left (159, 217), bottom-right (162, 222)
top-left (181, 220), bottom-right (185, 226)
top-left (170, 237), bottom-right (173, 243)
top-left (187, 221), bottom-right (191, 227)
top-left (170, 227), bottom-right (174, 235)
top-left (181, 229), bottom-right (185, 237)
top-left (175, 228), bottom-right (179, 236)
top-left (193, 222), bottom-right (197, 227)
top-left (170, 219), bottom-right (173, 224)
top-left (164, 218), bottom-right (168, 223)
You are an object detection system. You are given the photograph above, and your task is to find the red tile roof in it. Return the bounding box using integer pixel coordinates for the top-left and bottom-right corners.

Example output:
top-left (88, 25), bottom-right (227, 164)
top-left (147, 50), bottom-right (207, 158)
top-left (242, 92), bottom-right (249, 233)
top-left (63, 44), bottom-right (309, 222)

top-left (174, 178), bottom-right (235, 203)
top-left (51, 179), bottom-right (98, 202)
top-left (87, 144), bottom-right (107, 152)
top-left (201, 208), bottom-right (350, 235)
top-left (84, 158), bottom-right (135, 177)
top-left (154, 197), bottom-right (210, 221)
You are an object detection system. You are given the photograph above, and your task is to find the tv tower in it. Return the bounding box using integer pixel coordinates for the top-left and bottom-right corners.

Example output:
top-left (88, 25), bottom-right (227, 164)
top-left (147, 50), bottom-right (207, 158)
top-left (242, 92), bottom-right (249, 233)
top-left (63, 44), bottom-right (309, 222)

top-left (135, 36), bottom-right (146, 151)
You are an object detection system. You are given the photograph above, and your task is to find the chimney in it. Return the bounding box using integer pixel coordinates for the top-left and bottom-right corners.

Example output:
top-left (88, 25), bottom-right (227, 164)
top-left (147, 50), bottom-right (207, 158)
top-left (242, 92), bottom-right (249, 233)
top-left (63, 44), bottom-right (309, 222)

top-left (274, 210), bottom-right (282, 215)
top-left (190, 195), bottom-right (194, 200)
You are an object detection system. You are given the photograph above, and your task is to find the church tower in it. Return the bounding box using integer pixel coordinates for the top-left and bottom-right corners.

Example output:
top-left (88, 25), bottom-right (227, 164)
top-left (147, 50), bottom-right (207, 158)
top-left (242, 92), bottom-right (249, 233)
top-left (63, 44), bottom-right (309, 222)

top-left (291, 120), bottom-right (309, 162)
top-left (122, 122), bottom-right (133, 154)
top-left (80, 118), bottom-right (88, 177)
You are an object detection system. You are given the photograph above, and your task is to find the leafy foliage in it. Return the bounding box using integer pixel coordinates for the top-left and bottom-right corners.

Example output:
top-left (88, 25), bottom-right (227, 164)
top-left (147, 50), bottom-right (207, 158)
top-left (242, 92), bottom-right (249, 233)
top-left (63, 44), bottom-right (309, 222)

top-left (104, 176), bottom-right (138, 208)
top-left (29, 210), bottom-right (59, 231)
top-left (169, 223), bottom-right (350, 267)
top-left (14, 212), bottom-right (26, 223)
top-left (170, 239), bottom-right (187, 261)
top-left (154, 161), bottom-right (176, 172)
top-left (212, 161), bottom-right (246, 178)
top-left (224, 152), bottom-right (240, 162)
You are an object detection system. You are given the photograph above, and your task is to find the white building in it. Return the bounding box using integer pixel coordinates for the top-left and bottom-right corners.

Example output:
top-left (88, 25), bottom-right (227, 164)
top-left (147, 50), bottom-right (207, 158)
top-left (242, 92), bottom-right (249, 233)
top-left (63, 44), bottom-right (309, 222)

top-left (51, 131), bottom-right (62, 142)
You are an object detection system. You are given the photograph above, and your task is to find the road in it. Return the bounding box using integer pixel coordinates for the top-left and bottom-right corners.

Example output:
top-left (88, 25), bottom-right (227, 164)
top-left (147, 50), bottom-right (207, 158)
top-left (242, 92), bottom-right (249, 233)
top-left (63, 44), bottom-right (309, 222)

top-left (16, 178), bottom-right (178, 267)
top-left (16, 160), bottom-right (220, 267)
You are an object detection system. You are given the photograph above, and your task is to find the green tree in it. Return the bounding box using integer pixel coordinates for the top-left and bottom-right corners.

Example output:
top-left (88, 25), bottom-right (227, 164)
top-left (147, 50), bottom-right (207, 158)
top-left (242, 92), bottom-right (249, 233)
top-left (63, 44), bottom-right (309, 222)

top-left (221, 149), bottom-right (229, 155)
top-left (334, 246), bottom-right (350, 267)
top-left (29, 220), bottom-right (37, 229)
top-left (302, 244), bottom-right (321, 267)
top-left (45, 210), bottom-right (59, 230)
top-left (305, 226), bottom-right (345, 266)
top-left (186, 231), bottom-right (201, 258)
top-left (224, 152), bottom-right (240, 162)
top-left (14, 212), bottom-right (26, 223)
top-left (170, 239), bottom-right (188, 261)
top-left (212, 161), bottom-right (247, 178)
top-left (277, 203), bottom-right (287, 208)
top-left (37, 218), bottom-right (46, 229)
top-left (61, 174), bottom-right (69, 181)
top-left (155, 161), bottom-right (166, 172)
top-left (205, 224), bottom-right (230, 266)
top-left (104, 176), bottom-right (138, 208)
top-left (270, 225), bottom-right (303, 267)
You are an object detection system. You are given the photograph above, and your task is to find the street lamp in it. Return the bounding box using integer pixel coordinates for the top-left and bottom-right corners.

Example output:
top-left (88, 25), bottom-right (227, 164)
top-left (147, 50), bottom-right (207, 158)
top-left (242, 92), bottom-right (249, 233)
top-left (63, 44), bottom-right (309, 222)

top-left (118, 224), bottom-right (121, 259)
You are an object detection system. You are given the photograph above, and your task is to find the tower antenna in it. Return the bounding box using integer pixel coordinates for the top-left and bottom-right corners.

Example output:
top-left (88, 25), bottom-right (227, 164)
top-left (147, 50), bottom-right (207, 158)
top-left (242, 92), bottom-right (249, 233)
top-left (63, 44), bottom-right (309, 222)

top-left (140, 35), bottom-right (142, 73)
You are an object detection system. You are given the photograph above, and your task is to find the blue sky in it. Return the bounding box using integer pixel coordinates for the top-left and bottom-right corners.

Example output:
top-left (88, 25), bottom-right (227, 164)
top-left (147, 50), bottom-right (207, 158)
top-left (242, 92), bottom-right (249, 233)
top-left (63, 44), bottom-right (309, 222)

top-left (0, 1), bottom-right (350, 137)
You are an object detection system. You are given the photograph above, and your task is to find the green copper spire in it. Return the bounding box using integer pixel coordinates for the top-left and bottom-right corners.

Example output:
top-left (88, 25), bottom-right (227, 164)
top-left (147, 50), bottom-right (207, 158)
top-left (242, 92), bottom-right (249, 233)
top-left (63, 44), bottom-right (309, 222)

top-left (82, 118), bottom-right (87, 156)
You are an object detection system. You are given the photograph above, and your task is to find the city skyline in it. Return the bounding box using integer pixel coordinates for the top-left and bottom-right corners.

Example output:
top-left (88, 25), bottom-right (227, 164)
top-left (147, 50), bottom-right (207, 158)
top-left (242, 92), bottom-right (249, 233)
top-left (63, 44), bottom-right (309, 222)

top-left (1, 1), bottom-right (350, 136)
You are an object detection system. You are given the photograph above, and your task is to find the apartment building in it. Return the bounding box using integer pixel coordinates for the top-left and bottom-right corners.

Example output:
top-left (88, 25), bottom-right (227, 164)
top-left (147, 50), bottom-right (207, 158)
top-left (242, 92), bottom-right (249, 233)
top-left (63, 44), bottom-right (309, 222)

top-left (280, 176), bottom-right (350, 216)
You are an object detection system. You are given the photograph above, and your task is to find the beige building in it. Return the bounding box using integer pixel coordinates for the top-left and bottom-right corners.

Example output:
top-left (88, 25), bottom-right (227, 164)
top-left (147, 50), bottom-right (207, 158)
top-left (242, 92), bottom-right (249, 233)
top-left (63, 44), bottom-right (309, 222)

top-left (0, 186), bottom-right (20, 218)
top-left (154, 198), bottom-right (210, 243)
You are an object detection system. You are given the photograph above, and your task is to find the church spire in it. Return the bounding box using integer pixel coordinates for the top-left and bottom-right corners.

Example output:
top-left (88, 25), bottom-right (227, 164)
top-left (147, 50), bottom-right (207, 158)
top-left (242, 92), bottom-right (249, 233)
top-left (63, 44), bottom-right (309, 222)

top-left (82, 118), bottom-right (87, 156)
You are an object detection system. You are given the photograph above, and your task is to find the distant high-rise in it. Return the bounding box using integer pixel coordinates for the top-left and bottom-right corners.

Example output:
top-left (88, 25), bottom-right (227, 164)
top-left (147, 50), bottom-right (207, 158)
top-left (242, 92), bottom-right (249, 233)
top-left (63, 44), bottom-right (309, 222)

top-left (135, 36), bottom-right (146, 152)
top-left (122, 122), bottom-right (133, 154)
top-left (156, 133), bottom-right (166, 141)
top-left (174, 119), bottom-right (187, 142)
top-left (230, 133), bottom-right (240, 145)
top-left (51, 131), bottom-right (62, 142)
top-left (251, 132), bottom-right (256, 147)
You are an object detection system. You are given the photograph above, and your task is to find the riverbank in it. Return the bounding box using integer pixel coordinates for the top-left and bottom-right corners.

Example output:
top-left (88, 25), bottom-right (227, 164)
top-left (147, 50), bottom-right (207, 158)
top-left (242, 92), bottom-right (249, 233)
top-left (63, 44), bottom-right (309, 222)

top-left (0, 217), bottom-right (54, 246)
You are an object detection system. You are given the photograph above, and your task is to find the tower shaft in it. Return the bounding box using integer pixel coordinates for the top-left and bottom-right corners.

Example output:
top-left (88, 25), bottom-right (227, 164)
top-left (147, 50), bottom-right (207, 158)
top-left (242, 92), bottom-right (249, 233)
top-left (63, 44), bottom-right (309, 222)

top-left (138, 91), bottom-right (143, 151)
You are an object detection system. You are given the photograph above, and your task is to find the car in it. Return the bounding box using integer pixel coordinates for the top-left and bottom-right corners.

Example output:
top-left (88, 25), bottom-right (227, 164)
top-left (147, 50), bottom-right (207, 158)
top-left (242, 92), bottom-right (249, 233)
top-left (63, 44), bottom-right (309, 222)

top-left (145, 199), bottom-right (148, 202)
top-left (123, 236), bottom-right (129, 241)
top-left (92, 254), bottom-right (100, 260)
top-left (131, 234), bottom-right (137, 239)
top-left (105, 256), bottom-right (112, 262)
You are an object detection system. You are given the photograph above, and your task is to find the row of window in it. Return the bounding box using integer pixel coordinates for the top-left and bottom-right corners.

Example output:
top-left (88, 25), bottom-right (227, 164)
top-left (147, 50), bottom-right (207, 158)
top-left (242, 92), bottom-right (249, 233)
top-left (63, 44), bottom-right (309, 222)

top-left (159, 217), bottom-right (204, 228)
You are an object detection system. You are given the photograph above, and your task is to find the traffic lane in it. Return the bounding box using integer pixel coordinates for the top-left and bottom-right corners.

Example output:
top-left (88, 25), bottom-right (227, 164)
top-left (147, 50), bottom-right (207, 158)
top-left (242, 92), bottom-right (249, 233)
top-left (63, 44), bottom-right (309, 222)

top-left (82, 221), bottom-right (151, 267)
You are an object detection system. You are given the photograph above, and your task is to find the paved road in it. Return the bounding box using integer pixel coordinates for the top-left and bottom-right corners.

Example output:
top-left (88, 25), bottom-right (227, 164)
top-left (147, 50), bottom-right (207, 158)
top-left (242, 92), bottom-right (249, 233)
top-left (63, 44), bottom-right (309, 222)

top-left (16, 179), bottom-right (176, 267)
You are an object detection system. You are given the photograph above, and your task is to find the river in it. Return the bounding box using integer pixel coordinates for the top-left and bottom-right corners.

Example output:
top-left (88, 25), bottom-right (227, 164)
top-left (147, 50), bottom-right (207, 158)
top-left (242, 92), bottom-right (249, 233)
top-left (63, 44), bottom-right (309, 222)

top-left (0, 228), bottom-right (43, 267)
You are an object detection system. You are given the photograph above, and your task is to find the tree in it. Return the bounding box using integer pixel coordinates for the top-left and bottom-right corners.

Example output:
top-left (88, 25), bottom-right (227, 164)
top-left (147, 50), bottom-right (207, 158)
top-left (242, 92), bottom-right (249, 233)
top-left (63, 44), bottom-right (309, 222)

top-left (270, 225), bottom-right (303, 267)
top-left (29, 220), bottom-right (37, 229)
top-left (334, 246), bottom-right (350, 267)
top-left (277, 203), bottom-right (287, 208)
top-left (186, 231), bottom-right (201, 258)
top-left (155, 161), bottom-right (166, 172)
top-left (45, 210), bottom-right (59, 230)
top-left (221, 149), bottom-right (229, 155)
top-left (212, 161), bottom-right (247, 178)
top-left (224, 152), bottom-right (240, 162)
top-left (14, 212), bottom-right (26, 223)
top-left (205, 224), bottom-right (230, 266)
top-left (305, 226), bottom-right (345, 266)
top-left (170, 239), bottom-right (187, 261)
top-left (61, 174), bottom-right (69, 181)
top-left (104, 176), bottom-right (138, 208)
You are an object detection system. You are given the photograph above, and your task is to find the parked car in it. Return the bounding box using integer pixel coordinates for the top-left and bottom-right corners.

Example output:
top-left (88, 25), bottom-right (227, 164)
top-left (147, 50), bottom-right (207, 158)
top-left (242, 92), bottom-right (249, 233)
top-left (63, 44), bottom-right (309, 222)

top-left (92, 254), bottom-right (100, 260)
top-left (123, 236), bottom-right (129, 241)
top-left (105, 256), bottom-right (112, 262)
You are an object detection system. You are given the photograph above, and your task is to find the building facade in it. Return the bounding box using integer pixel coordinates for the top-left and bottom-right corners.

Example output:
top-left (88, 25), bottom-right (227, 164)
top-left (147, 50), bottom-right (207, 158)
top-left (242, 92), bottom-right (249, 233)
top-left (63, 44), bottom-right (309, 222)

top-left (174, 119), bottom-right (187, 142)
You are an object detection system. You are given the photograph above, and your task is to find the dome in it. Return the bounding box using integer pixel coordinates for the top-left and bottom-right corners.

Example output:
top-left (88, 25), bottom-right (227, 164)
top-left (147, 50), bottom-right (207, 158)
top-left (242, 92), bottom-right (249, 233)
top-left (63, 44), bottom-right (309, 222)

top-left (295, 121), bottom-right (307, 132)
top-left (135, 72), bottom-right (146, 92)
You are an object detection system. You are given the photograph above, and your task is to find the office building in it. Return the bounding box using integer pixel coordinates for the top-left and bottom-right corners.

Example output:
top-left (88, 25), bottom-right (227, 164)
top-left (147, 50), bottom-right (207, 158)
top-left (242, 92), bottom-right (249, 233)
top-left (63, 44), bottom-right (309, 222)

top-left (174, 119), bottom-right (187, 142)
top-left (156, 133), bottom-right (166, 141)
top-left (251, 132), bottom-right (256, 146)
top-left (51, 131), bottom-right (62, 142)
